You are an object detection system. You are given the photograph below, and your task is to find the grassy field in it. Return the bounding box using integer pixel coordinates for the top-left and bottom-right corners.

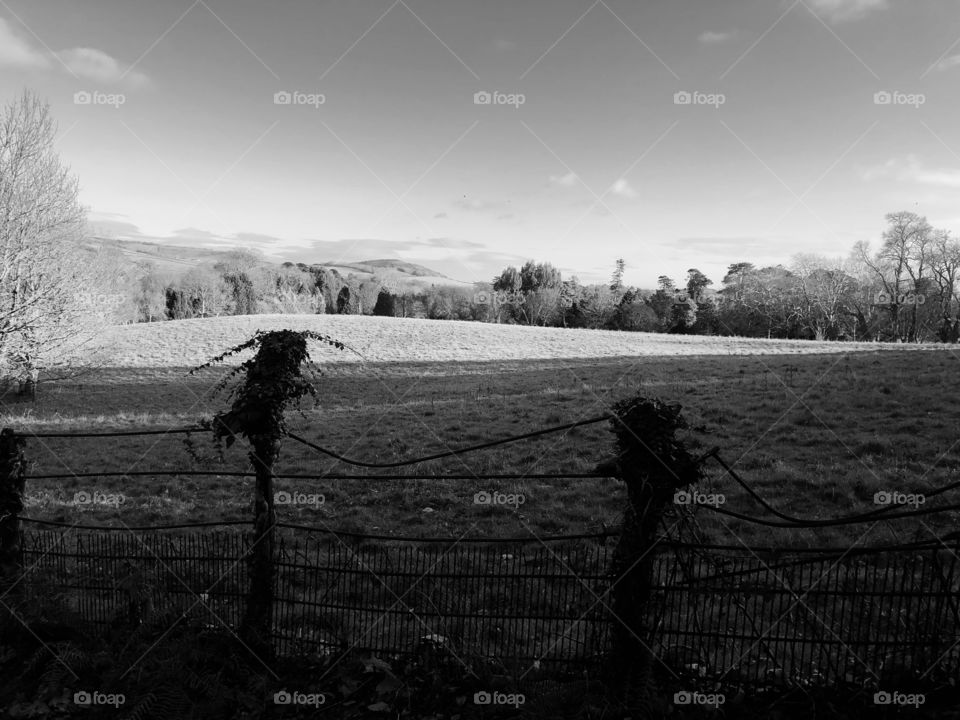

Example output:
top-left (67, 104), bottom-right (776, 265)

top-left (4, 314), bottom-right (957, 549)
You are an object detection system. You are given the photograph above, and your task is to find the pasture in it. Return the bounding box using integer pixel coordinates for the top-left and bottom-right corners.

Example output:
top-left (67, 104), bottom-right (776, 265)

top-left (5, 314), bottom-right (956, 549)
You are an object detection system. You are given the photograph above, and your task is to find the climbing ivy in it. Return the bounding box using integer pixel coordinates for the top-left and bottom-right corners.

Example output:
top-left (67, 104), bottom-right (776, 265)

top-left (190, 329), bottom-right (346, 448)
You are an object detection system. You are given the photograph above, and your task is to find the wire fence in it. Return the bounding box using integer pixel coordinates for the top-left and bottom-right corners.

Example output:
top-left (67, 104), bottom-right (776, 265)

top-left (16, 525), bottom-right (960, 686)
top-left (8, 420), bottom-right (960, 689)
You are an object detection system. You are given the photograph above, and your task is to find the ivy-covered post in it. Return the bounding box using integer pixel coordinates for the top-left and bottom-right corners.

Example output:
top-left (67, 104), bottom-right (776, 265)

top-left (192, 329), bottom-right (345, 663)
top-left (0, 429), bottom-right (27, 601)
top-left (598, 396), bottom-right (703, 707)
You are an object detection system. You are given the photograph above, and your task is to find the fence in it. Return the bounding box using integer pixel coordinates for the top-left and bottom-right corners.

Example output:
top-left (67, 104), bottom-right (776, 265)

top-left (14, 522), bottom-right (960, 688)
top-left (5, 412), bottom-right (960, 691)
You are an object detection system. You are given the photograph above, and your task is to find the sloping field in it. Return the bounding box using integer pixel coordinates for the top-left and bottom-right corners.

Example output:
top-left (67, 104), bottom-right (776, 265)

top-left (85, 314), bottom-right (936, 368)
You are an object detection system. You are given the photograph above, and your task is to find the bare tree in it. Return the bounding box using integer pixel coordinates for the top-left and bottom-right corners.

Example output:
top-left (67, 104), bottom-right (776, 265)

top-left (0, 91), bottom-right (112, 395)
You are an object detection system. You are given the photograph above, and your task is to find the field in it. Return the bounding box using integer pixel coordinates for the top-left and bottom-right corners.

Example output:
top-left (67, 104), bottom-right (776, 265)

top-left (4, 314), bottom-right (957, 548)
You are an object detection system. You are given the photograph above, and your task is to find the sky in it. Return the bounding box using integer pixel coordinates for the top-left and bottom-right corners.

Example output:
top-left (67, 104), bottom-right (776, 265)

top-left (1, 0), bottom-right (959, 288)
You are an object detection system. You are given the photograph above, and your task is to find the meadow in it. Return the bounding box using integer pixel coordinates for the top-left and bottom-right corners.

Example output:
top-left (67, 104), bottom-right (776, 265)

top-left (3, 314), bottom-right (956, 549)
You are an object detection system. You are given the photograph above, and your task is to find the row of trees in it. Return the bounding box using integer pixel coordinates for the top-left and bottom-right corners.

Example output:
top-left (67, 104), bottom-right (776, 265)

top-left (105, 211), bottom-right (960, 345)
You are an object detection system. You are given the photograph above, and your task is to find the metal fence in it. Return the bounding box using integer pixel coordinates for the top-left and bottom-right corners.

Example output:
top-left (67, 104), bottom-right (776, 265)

top-left (17, 526), bottom-right (960, 688)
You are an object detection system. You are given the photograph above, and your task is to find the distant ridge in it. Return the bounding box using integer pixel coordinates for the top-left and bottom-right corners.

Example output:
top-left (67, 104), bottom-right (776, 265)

top-left (83, 238), bottom-right (473, 288)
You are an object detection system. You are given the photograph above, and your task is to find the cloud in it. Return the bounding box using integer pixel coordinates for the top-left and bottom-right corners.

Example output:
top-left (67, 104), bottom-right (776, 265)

top-left (698, 30), bottom-right (733, 44)
top-left (934, 54), bottom-right (960, 72)
top-left (609, 178), bottom-right (637, 199)
top-left (806, 0), bottom-right (888, 23)
top-left (57, 47), bottom-right (149, 87)
top-left (453, 197), bottom-right (512, 213)
top-left (860, 155), bottom-right (960, 188)
top-left (549, 171), bottom-right (579, 187)
top-left (0, 16), bottom-right (147, 86)
top-left (433, 212), bottom-right (448, 219)
top-left (0, 18), bottom-right (50, 68)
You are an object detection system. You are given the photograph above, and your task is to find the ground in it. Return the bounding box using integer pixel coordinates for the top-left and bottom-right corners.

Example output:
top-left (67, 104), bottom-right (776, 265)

top-left (2, 314), bottom-right (954, 548)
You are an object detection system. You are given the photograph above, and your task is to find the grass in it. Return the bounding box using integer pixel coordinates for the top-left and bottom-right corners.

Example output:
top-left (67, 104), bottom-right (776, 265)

top-left (3, 314), bottom-right (957, 549)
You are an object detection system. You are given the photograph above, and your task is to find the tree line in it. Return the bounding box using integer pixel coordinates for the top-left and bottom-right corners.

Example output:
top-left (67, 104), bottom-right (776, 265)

top-left (121, 208), bottom-right (960, 345)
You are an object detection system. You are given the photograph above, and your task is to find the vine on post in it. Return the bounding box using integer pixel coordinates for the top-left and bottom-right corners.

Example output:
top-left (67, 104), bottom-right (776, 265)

top-left (599, 396), bottom-right (704, 708)
top-left (192, 329), bottom-right (345, 662)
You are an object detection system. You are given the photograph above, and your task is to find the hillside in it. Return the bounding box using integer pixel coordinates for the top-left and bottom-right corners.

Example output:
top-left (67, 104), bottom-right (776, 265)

top-left (77, 314), bottom-right (939, 370)
top-left (85, 237), bottom-right (473, 290)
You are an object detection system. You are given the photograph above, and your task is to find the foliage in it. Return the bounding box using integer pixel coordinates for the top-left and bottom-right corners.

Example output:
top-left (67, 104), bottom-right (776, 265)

top-left (190, 329), bottom-right (347, 447)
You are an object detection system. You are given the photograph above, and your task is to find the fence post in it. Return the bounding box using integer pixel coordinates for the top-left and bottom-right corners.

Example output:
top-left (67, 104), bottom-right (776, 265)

top-left (602, 396), bottom-right (703, 706)
top-left (242, 433), bottom-right (280, 662)
top-left (0, 429), bottom-right (27, 601)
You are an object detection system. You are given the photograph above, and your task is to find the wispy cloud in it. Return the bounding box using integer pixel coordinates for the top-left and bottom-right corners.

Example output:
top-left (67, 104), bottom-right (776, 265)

top-left (548, 171), bottom-right (578, 187)
top-left (806, 0), bottom-right (888, 24)
top-left (57, 47), bottom-right (149, 87)
top-left (934, 54), bottom-right (960, 72)
top-left (0, 18), bottom-right (50, 68)
top-left (860, 155), bottom-right (960, 188)
top-left (699, 30), bottom-right (733, 44)
top-left (0, 16), bottom-right (149, 86)
top-left (610, 178), bottom-right (637, 199)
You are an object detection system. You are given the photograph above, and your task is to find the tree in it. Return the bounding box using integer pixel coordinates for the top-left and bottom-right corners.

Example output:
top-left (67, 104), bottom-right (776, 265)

top-left (0, 91), bottom-right (113, 392)
top-left (372, 288), bottom-right (396, 316)
top-left (610, 259), bottom-right (626, 293)
top-left (857, 212), bottom-right (934, 342)
top-left (685, 269), bottom-right (712, 302)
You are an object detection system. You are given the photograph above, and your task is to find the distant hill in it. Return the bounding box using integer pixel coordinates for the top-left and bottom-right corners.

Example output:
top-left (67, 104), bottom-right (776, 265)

top-left (84, 238), bottom-right (474, 290)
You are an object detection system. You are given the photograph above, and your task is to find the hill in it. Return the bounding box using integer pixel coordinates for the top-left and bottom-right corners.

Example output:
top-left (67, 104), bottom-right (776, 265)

top-left (76, 314), bottom-right (938, 370)
top-left (84, 238), bottom-right (473, 290)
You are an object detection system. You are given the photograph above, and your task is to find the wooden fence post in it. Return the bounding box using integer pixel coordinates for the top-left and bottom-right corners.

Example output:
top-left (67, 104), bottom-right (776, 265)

top-left (0, 429), bottom-right (27, 602)
top-left (242, 434), bottom-right (280, 662)
top-left (601, 396), bottom-right (703, 708)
